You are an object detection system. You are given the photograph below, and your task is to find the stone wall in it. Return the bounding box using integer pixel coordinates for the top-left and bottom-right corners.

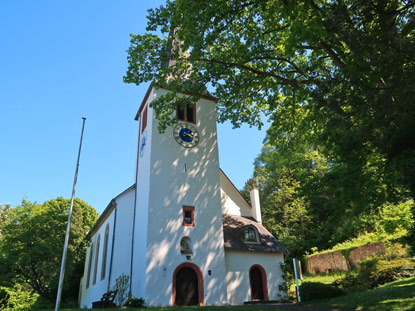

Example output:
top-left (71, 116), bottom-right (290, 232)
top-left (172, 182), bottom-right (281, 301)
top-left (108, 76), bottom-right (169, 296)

top-left (348, 242), bottom-right (385, 268)
top-left (306, 251), bottom-right (349, 274)
top-left (306, 242), bottom-right (385, 274)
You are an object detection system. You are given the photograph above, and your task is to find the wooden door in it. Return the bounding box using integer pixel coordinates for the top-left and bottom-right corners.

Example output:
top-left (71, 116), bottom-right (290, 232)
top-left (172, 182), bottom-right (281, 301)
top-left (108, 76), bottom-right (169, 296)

top-left (175, 267), bottom-right (199, 306)
top-left (250, 267), bottom-right (264, 300)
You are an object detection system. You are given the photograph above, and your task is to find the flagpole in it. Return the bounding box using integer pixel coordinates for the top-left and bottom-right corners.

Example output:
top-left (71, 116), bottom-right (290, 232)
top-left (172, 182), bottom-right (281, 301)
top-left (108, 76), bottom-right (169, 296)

top-left (55, 117), bottom-right (86, 311)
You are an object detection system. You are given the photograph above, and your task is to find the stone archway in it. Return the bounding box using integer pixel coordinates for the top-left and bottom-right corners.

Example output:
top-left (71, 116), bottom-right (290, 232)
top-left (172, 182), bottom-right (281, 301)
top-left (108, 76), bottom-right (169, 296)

top-left (172, 263), bottom-right (204, 306)
top-left (249, 264), bottom-right (269, 301)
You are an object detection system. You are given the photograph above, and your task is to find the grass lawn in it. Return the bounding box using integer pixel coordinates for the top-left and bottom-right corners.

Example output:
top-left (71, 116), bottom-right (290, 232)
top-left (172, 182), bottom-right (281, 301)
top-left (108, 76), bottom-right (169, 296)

top-left (42, 308), bottom-right (293, 311)
top-left (304, 276), bottom-right (415, 311)
top-left (31, 277), bottom-right (414, 311)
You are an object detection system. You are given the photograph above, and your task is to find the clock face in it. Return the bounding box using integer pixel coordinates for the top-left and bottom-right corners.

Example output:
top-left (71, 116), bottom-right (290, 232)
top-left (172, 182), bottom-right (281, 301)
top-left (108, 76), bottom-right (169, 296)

top-left (173, 123), bottom-right (199, 148)
top-left (140, 131), bottom-right (147, 157)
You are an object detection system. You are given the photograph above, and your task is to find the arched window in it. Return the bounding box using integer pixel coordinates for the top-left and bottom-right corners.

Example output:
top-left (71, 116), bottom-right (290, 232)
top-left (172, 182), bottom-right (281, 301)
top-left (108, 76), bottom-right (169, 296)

top-left (93, 235), bottom-right (100, 285)
top-left (244, 226), bottom-right (259, 243)
top-left (101, 224), bottom-right (110, 280)
top-left (86, 243), bottom-right (94, 289)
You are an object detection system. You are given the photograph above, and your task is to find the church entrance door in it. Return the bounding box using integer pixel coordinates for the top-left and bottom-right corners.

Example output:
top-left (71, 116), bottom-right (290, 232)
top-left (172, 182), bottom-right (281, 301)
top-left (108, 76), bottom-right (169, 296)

top-left (173, 263), bottom-right (204, 306)
top-left (175, 267), bottom-right (198, 306)
top-left (249, 265), bottom-right (269, 301)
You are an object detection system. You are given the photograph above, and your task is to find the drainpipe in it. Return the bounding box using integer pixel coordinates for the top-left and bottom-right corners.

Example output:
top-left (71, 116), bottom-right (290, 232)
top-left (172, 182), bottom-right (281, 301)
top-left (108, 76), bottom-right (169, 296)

top-left (107, 200), bottom-right (117, 291)
top-left (130, 114), bottom-right (142, 295)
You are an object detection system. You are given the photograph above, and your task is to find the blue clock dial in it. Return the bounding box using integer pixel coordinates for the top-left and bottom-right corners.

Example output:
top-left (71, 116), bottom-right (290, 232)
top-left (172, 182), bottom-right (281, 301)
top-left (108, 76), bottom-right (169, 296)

top-left (179, 128), bottom-right (194, 142)
top-left (173, 123), bottom-right (199, 148)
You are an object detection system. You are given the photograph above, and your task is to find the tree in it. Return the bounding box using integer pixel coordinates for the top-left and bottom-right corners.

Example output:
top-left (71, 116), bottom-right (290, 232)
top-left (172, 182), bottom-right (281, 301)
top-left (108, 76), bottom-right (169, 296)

top-left (0, 198), bottom-right (98, 302)
top-left (124, 0), bottom-right (415, 250)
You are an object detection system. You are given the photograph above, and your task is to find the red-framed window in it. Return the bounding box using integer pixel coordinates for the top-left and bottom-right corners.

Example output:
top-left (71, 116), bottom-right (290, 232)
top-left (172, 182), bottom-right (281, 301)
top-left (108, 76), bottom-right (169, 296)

top-left (182, 205), bottom-right (195, 227)
top-left (141, 106), bottom-right (148, 133)
top-left (177, 103), bottom-right (196, 123)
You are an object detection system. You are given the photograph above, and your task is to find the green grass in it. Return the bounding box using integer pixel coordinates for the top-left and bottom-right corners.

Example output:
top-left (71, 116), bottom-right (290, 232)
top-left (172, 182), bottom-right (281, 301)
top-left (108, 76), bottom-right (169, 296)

top-left (27, 276), bottom-right (415, 311)
top-left (38, 308), bottom-right (286, 311)
top-left (301, 271), bottom-right (351, 284)
top-left (305, 276), bottom-right (415, 311)
top-left (289, 270), bottom-right (352, 294)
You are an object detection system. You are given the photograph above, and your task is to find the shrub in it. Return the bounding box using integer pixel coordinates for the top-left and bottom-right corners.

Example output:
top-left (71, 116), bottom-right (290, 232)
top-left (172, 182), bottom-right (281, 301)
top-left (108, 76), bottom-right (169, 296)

top-left (0, 284), bottom-right (39, 311)
top-left (335, 256), bottom-right (415, 291)
top-left (113, 273), bottom-right (130, 306)
top-left (334, 273), bottom-right (368, 292)
top-left (125, 297), bottom-right (146, 308)
top-left (299, 282), bottom-right (344, 301)
top-left (369, 266), bottom-right (415, 287)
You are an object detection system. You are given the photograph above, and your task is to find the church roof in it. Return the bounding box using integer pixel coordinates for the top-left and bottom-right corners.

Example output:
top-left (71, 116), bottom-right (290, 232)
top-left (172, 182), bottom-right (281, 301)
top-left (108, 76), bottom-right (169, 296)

top-left (222, 215), bottom-right (288, 254)
top-left (86, 184), bottom-right (135, 240)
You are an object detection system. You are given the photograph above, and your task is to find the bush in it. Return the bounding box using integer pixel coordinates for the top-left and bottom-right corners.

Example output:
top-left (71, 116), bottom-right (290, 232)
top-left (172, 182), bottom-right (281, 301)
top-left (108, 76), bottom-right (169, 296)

top-left (369, 266), bottom-right (415, 287)
top-left (0, 284), bottom-right (39, 311)
top-left (125, 297), bottom-right (145, 308)
top-left (299, 282), bottom-right (344, 301)
top-left (335, 256), bottom-right (415, 291)
top-left (113, 273), bottom-right (130, 306)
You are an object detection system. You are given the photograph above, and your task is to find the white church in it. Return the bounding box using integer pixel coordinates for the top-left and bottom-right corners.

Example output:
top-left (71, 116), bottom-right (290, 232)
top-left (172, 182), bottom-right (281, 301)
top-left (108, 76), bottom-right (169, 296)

top-left (78, 85), bottom-right (288, 308)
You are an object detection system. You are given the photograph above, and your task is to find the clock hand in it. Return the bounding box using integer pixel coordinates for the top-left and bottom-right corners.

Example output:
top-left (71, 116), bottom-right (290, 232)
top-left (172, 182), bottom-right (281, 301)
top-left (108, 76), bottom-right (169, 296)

top-left (183, 131), bottom-right (194, 137)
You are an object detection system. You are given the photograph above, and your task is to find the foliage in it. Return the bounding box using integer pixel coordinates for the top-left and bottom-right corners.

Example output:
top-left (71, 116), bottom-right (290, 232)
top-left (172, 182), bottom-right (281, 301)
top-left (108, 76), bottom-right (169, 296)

top-left (113, 273), bottom-right (130, 306)
top-left (125, 0), bottom-right (415, 253)
top-left (125, 297), bottom-right (146, 308)
top-left (244, 137), bottom-right (411, 258)
top-left (299, 282), bottom-right (344, 301)
top-left (0, 284), bottom-right (39, 311)
top-left (0, 198), bottom-right (98, 303)
top-left (277, 263), bottom-right (292, 301)
top-left (304, 242), bottom-right (415, 294)
top-left (376, 200), bottom-right (414, 236)
top-left (335, 256), bottom-right (415, 292)
top-left (308, 200), bottom-right (413, 257)
top-left (306, 276), bottom-right (415, 311)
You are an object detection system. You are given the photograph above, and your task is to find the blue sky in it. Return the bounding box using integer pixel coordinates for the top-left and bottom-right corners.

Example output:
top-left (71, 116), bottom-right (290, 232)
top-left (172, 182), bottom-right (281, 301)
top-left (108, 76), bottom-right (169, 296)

top-left (0, 1), bottom-right (267, 214)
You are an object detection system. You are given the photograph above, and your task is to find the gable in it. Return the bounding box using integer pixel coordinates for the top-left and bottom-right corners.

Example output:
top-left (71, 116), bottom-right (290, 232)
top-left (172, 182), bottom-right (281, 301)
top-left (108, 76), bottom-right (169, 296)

top-left (219, 169), bottom-right (252, 218)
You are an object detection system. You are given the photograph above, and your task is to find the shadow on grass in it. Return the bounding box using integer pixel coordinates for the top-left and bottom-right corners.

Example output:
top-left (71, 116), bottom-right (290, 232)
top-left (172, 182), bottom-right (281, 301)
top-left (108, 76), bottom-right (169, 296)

top-left (305, 276), bottom-right (415, 311)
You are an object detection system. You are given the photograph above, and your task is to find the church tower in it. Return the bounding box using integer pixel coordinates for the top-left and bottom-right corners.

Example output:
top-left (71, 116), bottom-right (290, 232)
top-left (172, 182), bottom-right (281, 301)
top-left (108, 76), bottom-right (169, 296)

top-left (131, 86), bottom-right (229, 306)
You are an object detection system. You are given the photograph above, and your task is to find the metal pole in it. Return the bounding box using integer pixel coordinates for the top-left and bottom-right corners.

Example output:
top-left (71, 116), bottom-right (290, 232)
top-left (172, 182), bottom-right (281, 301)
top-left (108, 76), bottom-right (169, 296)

top-left (55, 117), bottom-right (86, 311)
top-left (293, 258), bottom-right (301, 303)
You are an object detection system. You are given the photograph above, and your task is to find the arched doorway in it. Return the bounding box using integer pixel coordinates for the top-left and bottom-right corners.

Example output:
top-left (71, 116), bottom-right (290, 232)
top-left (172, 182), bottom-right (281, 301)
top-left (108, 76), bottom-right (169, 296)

top-left (249, 265), bottom-right (269, 301)
top-left (172, 263), bottom-right (204, 306)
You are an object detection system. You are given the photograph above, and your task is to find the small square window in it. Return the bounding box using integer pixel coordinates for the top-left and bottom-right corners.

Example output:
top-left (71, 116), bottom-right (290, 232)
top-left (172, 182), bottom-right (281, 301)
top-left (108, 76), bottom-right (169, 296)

top-left (182, 206), bottom-right (195, 227)
top-left (177, 104), bottom-right (196, 123)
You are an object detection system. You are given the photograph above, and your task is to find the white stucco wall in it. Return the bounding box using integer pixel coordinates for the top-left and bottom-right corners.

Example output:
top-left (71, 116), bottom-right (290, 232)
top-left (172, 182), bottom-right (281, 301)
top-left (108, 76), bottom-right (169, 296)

top-left (143, 89), bottom-right (229, 306)
top-left (225, 250), bottom-right (286, 305)
top-left (220, 172), bottom-right (253, 218)
top-left (131, 90), bottom-right (154, 300)
top-left (79, 186), bottom-right (135, 308)
top-left (79, 212), bottom-right (114, 308)
top-left (109, 187), bottom-right (135, 296)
